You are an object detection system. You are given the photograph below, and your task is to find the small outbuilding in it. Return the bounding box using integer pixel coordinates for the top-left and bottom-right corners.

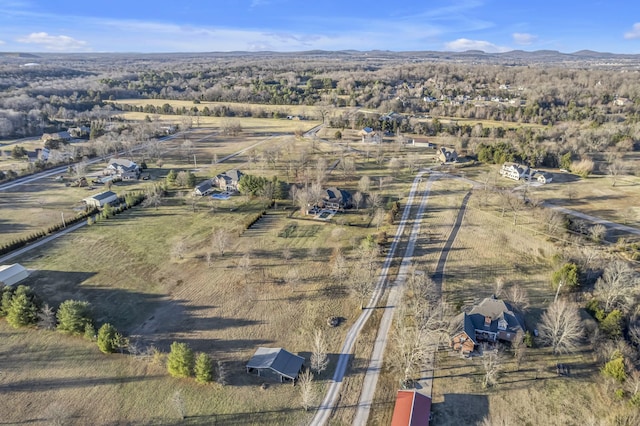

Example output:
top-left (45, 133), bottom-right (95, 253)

top-left (391, 390), bottom-right (431, 426)
top-left (0, 264), bottom-right (30, 287)
top-left (83, 191), bottom-right (119, 208)
top-left (246, 347), bottom-right (304, 383)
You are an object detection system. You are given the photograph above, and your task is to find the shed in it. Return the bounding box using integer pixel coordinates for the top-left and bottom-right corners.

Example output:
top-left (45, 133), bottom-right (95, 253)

top-left (391, 390), bottom-right (431, 426)
top-left (83, 191), bottom-right (118, 208)
top-left (246, 347), bottom-right (304, 382)
top-left (0, 264), bottom-right (30, 287)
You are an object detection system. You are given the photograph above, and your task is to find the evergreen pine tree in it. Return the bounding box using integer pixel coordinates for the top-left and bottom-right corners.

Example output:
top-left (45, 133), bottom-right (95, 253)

top-left (6, 286), bottom-right (38, 328)
top-left (97, 323), bottom-right (118, 353)
top-left (194, 352), bottom-right (213, 384)
top-left (167, 342), bottom-right (194, 378)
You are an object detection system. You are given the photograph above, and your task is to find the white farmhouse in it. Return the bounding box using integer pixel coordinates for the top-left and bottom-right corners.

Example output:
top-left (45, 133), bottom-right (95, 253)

top-left (500, 162), bottom-right (530, 181)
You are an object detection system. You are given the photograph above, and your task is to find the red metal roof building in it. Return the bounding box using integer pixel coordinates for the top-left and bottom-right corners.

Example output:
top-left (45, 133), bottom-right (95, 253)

top-left (391, 390), bottom-right (431, 426)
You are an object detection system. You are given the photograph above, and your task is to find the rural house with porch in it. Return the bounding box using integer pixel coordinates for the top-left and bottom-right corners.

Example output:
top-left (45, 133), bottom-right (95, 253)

top-left (105, 158), bottom-right (141, 180)
top-left (214, 169), bottom-right (244, 192)
top-left (450, 296), bottom-right (526, 355)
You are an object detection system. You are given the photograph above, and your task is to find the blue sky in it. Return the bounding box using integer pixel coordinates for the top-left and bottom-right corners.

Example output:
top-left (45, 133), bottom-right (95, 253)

top-left (1, 0), bottom-right (639, 53)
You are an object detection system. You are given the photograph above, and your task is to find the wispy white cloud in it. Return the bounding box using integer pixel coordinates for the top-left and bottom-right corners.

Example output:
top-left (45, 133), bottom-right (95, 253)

top-left (16, 32), bottom-right (88, 51)
top-left (444, 38), bottom-right (509, 53)
top-left (513, 32), bottom-right (537, 45)
top-left (0, 39), bottom-right (5, 45)
top-left (624, 23), bottom-right (640, 40)
top-left (250, 0), bottom-right (270, 8)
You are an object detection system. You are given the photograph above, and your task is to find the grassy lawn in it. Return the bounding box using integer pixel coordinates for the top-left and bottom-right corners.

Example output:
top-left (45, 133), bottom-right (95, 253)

top-left (115, 111), bottom-right (321, 134)
top-left (111, 98), bottom-right (315, 118)
top-left (0, 130), bottom-right (295, 246)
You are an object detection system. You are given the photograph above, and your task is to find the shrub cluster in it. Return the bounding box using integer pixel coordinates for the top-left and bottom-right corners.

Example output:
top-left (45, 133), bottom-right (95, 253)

top-left (386, 201), bottom-right (401, 224)
top-left (167, 341), bottom-right (213, 384)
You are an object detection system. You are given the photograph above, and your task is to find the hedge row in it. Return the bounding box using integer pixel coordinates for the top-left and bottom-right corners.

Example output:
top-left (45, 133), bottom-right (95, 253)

top-left (0, 192), bottom-right (146, 257)
top-left (0, 207), bottom-right (99, 257)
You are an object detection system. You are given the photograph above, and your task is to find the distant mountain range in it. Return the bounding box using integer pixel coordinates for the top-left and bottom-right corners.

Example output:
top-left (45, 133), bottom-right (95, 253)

top-left (1, 49), bottom-right (639, 66)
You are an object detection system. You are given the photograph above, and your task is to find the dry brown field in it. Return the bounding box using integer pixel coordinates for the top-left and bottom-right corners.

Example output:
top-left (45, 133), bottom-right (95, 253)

top-left (1, 132), bottom-right (436, 424)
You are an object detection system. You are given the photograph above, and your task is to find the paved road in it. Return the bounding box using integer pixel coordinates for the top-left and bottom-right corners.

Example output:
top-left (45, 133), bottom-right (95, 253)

top-left (542, 202), bottom-right (640, 237)
top-left (0, 221), bottom-right (86, 264)
top-left (310, 171), bottom-right (426, 426)
top-left (352, 174), bottom-right (437, 425)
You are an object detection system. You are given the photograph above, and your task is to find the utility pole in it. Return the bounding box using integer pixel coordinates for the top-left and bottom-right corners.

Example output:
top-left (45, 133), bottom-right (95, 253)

top-left (193, 154), bottom-right (197, 170)
top-left (61, 212), bottom-right (66, 228)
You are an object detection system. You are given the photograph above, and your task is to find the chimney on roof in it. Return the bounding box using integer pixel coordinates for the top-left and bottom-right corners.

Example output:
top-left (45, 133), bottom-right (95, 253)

top-left (484, 316), bottom-right (492, 328)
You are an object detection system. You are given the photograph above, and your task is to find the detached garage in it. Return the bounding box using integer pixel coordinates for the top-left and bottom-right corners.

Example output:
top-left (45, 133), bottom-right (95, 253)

top-left (0, 264), bottom-right (29, 287)
top-left (246, 347), bottom-right (304, 383)
top-left (83, 191), bottom-right (119, 208)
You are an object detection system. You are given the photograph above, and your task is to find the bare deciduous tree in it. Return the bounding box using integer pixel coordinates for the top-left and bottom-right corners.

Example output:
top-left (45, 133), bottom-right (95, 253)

top-left (310, 329), bottom-right (329, 374)
top-left (329, 247), bottom-right (345, 277)
top-left (368, 192), bottom-right (382, 212)
top-left (352, 191), bottom-right (363, 211)
top-left (504, 285), bottom-right (529, 314)
top-left (606, 154), bottom-right (627, 187)
top-left (37, 303), bottom-right (56, 330)
top-left (493, 276), bottom-right (506, 297)
top-left (212, 228), bottom-right (232, 257)
top-left (589, 224), bottom-right (607, 243)
top-left (298, 369), bottom-right (315, 411)
top-left (238, 252), bottom-right (252, 285)
top-left (349, 267), bottom-right (374, 309)
top-left (143, 183), bottom-right (164, 210)
top-left (171, 390), bottom-right (186, 420)
top-left (171, 240), bottom-right (187, 260)
top-left (358, 175), bottom-right (371, 194)
top-left (44, 402), bottom-right (70, 426)
top-left (512, 330), bottom-right (526, 371)
top-left (481, 346), bottom-right (503, 388)
top-left (539, 299), bottom-right (584, 354)
top-left (372, 208), bottom-right (386, 230)
top-left (292, 186), bottom-right (311, 214)
top-left (216, 360), bottom-right (228, 385)
top-left (389, 157), bottom-right (403, 176)
top-left (595, 260), bottom-right (639, 312)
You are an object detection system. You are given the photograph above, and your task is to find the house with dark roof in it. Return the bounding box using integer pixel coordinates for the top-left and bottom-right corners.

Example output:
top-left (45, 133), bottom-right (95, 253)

top-left (391, 390), bottom-right (431, 426)
top-left (194, 179), bottom-right (214, 196)
top-left (214, 169), bottom-right (244, 192)
top-left (360, 127), bottom-right (379, 143)
top-left (450, 296), bottom-right (526, 354)
top-left (83, 191), bottom-right (119, 208)
top-left (106, 158), bottom-right (140, 180)
top-left (437, 147), bottom-right (458, 163)
top-left (380, 111), bottom-right (404, 123)
top-left (246, 347), bottom-right (304, 383)
top-left (322, 187), bottom-right (352, 210)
